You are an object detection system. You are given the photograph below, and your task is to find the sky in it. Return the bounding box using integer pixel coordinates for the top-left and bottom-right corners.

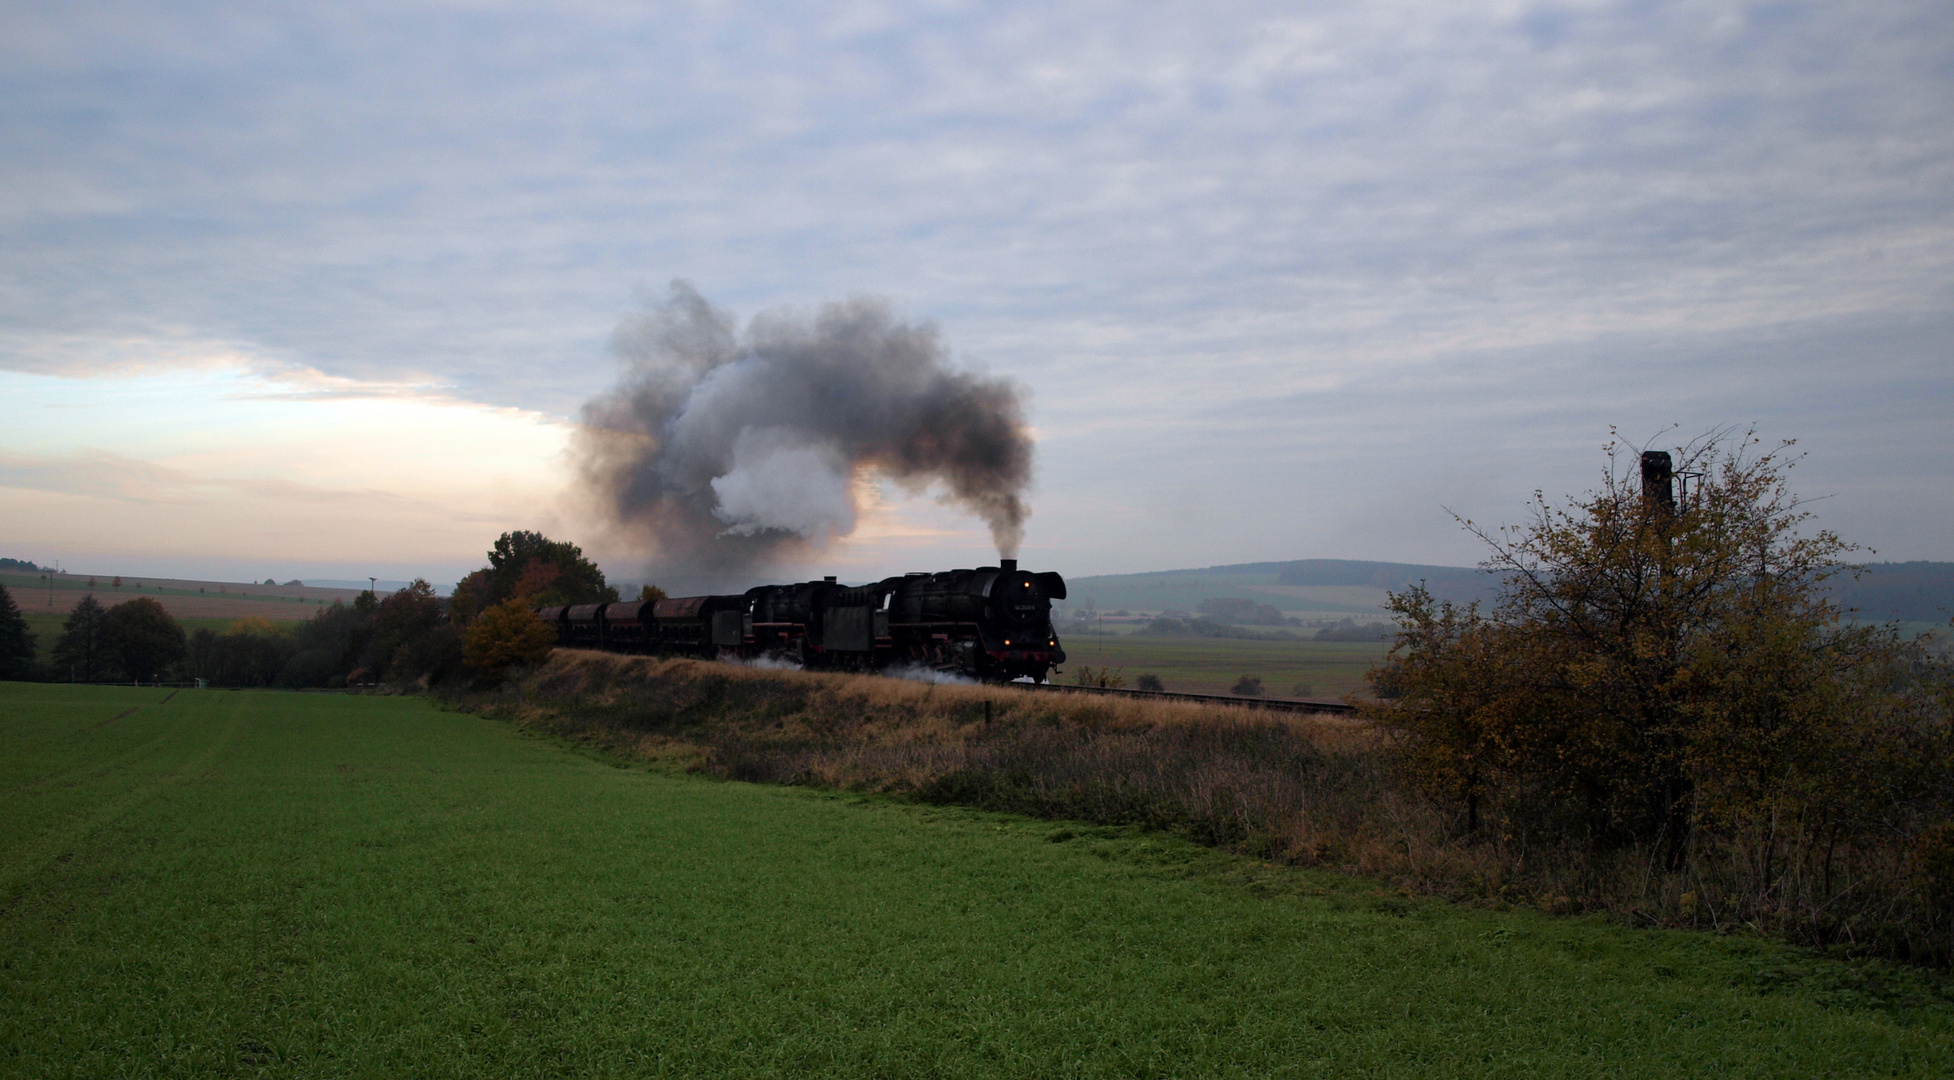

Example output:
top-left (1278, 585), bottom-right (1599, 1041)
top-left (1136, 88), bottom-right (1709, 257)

top-left (2, 0), bottom-right (1949, 589)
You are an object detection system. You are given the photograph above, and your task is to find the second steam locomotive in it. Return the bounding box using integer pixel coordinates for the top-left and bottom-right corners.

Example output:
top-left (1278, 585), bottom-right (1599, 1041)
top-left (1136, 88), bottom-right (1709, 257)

top-left (539, 558), bottom-right (1069, 683)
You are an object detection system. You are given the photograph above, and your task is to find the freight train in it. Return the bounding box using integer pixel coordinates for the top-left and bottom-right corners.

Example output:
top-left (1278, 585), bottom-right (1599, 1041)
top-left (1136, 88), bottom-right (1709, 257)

top-left (538, 558), bottom-right (1069, 683)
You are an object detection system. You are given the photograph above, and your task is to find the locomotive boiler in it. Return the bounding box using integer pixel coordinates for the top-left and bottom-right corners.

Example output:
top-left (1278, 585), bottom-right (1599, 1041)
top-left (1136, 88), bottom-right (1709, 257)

top-left (540, 558), bottom-right (1068, 683)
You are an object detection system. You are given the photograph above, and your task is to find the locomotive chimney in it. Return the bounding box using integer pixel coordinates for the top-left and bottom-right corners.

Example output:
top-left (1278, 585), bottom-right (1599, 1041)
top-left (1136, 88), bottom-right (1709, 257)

top-left (1000, 558), bottom-right (1017, 572)
top-left (1640, 451), bottom-right (1676, 514)
top-left (823, 575), bottom-right (837, 583)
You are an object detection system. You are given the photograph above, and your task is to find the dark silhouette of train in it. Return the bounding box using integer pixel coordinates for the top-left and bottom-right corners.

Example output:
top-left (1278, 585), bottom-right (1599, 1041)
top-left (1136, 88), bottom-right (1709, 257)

top-left (538, 558), bottom-right (1068, 683)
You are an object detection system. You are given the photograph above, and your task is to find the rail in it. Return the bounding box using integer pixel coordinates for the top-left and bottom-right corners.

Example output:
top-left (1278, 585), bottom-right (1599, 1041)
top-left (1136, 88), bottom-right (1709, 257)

top-left (1018, 681), bottom-right (1358, 715)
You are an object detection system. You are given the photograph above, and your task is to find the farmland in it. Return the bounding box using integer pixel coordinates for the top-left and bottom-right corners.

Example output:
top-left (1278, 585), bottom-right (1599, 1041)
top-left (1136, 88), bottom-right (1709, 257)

top-left (1057, 632), bottom-right (1389, 697)
top-left (3, 681), bottom-right (1949, 1077)
top-left (0, 570), bottom-right (356, 624)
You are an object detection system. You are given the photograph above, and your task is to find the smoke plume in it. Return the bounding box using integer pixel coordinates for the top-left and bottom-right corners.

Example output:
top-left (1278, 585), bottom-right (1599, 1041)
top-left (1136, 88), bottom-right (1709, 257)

top-left (579, 281), bottom-right (1033, 580)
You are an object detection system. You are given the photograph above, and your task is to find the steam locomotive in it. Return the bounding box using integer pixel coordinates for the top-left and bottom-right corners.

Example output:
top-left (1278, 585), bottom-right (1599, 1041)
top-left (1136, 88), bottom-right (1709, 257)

top-left (538, 558), bottom-right (1069, 683)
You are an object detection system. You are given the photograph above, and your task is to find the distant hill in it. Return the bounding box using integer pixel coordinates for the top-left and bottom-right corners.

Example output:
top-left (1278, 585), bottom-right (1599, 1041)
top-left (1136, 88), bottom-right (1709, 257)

top-left (1062, 558), bottom-right (1954, 626)
top-left (1834, 562), bottom-right (1954, 623)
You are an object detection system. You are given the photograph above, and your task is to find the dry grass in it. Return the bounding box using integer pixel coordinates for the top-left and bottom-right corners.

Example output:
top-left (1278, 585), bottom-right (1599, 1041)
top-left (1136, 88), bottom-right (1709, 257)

top-left (481, 650), bottom-right (1397, 864)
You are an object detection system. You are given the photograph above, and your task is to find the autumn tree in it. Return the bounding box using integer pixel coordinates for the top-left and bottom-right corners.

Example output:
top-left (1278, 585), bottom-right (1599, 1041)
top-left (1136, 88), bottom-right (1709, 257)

top-left (1365, 431), bottom-right (1952, 880)
top-left (463, 598), bottom-right (557, 677)
top-left (487, 531), bottom-right (615, 604)
top-left (449, 531), bottom-right (618, 624)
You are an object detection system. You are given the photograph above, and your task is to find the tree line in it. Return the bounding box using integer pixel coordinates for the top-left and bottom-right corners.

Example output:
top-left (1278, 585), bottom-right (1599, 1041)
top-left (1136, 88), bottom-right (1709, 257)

top-left (0, 531), bottom-right (621, 688)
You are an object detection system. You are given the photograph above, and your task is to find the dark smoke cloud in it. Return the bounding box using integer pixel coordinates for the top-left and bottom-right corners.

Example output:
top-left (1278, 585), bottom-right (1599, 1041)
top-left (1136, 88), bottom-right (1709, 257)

top-left (579, 281), bottom-right (1033, 581)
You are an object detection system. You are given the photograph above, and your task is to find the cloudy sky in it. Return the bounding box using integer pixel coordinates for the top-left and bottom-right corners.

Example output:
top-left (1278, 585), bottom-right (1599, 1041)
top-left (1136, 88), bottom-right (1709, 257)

top-left (3, 0), bottom-right (1949, 587)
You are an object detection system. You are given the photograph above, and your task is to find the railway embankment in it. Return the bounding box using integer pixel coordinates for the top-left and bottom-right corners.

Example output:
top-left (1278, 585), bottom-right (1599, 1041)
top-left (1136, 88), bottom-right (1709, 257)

top-left (470, 648), bottom-right (1391, 858)
top-left (462, 649), bottom-right (1954, 969)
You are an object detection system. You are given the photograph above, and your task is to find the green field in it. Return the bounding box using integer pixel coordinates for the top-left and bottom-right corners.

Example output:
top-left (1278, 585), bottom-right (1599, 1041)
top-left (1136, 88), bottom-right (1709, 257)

top-left (1056, 632), bottom-right (1389, 697)
top-left (3, 683), bottom-right (1950, 1077)
top-left (1061, 566), bottom-right (1393, 617)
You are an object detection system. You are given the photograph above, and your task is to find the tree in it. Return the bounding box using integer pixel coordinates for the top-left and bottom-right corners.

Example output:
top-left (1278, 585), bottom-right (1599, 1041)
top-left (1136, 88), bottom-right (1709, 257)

top-left (464, 598), bottom-right (557, 677)
top-left (0, 584), bottom-right (37, 679)
top-left (1199, 598), bottom-right (1287, 625)
top-left (1364, 432), bottom-right (1948, 871)
top-left (277, 599), bottom-right (372, 688)
top-left (484, 531), bottom-right (618, 607)
top-left (449, 532), bottom-right (618, 625)
top-left (639, 583), bottom-right (669, 603)
top-left (363, 579), bottom-right (463, 686)
top-left (103, 597), bottom-right (186, 682)
top-left (364, 579), bottom-right (444, 672)
top-left (188, 619), bottom-right (295, 688)
top-left (52, 595), bottom-right (109, 681)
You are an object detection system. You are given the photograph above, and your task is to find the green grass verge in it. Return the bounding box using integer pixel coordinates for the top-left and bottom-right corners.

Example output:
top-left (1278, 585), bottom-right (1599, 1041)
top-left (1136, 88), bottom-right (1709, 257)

top-left (1056, 633), bottom-right (1389, 696)
top-left (2, 682), bottom-right (1949, 1078)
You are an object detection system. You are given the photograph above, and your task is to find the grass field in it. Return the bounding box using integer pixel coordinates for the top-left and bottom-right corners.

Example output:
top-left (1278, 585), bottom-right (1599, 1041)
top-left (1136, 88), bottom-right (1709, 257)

top-left (1056, 632), bottom-right (1389, 697)
top-left (3, 682), bottom-right (1950, 1078)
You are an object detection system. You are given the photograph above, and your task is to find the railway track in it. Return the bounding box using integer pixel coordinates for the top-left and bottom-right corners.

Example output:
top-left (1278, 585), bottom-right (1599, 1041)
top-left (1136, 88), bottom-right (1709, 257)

top-left (1018, 681), bottom-right (1358, 715)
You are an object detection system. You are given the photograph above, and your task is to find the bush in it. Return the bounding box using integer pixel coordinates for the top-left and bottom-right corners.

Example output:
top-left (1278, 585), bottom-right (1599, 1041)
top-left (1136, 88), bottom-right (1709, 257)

top-left (1072, 665), bottom-right (1124, 689)
top-left (1135, 673), bottom-right (1165, 692)
top-left (464, 599), bottom-right (557, 677)
top-left (1230, 675), bottom-right (1265, 697)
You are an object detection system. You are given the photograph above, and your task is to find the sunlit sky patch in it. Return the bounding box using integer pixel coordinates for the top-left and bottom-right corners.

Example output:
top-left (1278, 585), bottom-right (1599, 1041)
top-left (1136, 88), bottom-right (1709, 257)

top-left (0, 361), bottom-right (1002, 586)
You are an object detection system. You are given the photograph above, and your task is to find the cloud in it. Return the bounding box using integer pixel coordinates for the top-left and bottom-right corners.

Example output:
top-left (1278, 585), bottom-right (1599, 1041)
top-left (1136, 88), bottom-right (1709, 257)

top-left (0, 0), bottom-right (1948, 572)
top-left (0, 450), bottom-right (206, 502)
